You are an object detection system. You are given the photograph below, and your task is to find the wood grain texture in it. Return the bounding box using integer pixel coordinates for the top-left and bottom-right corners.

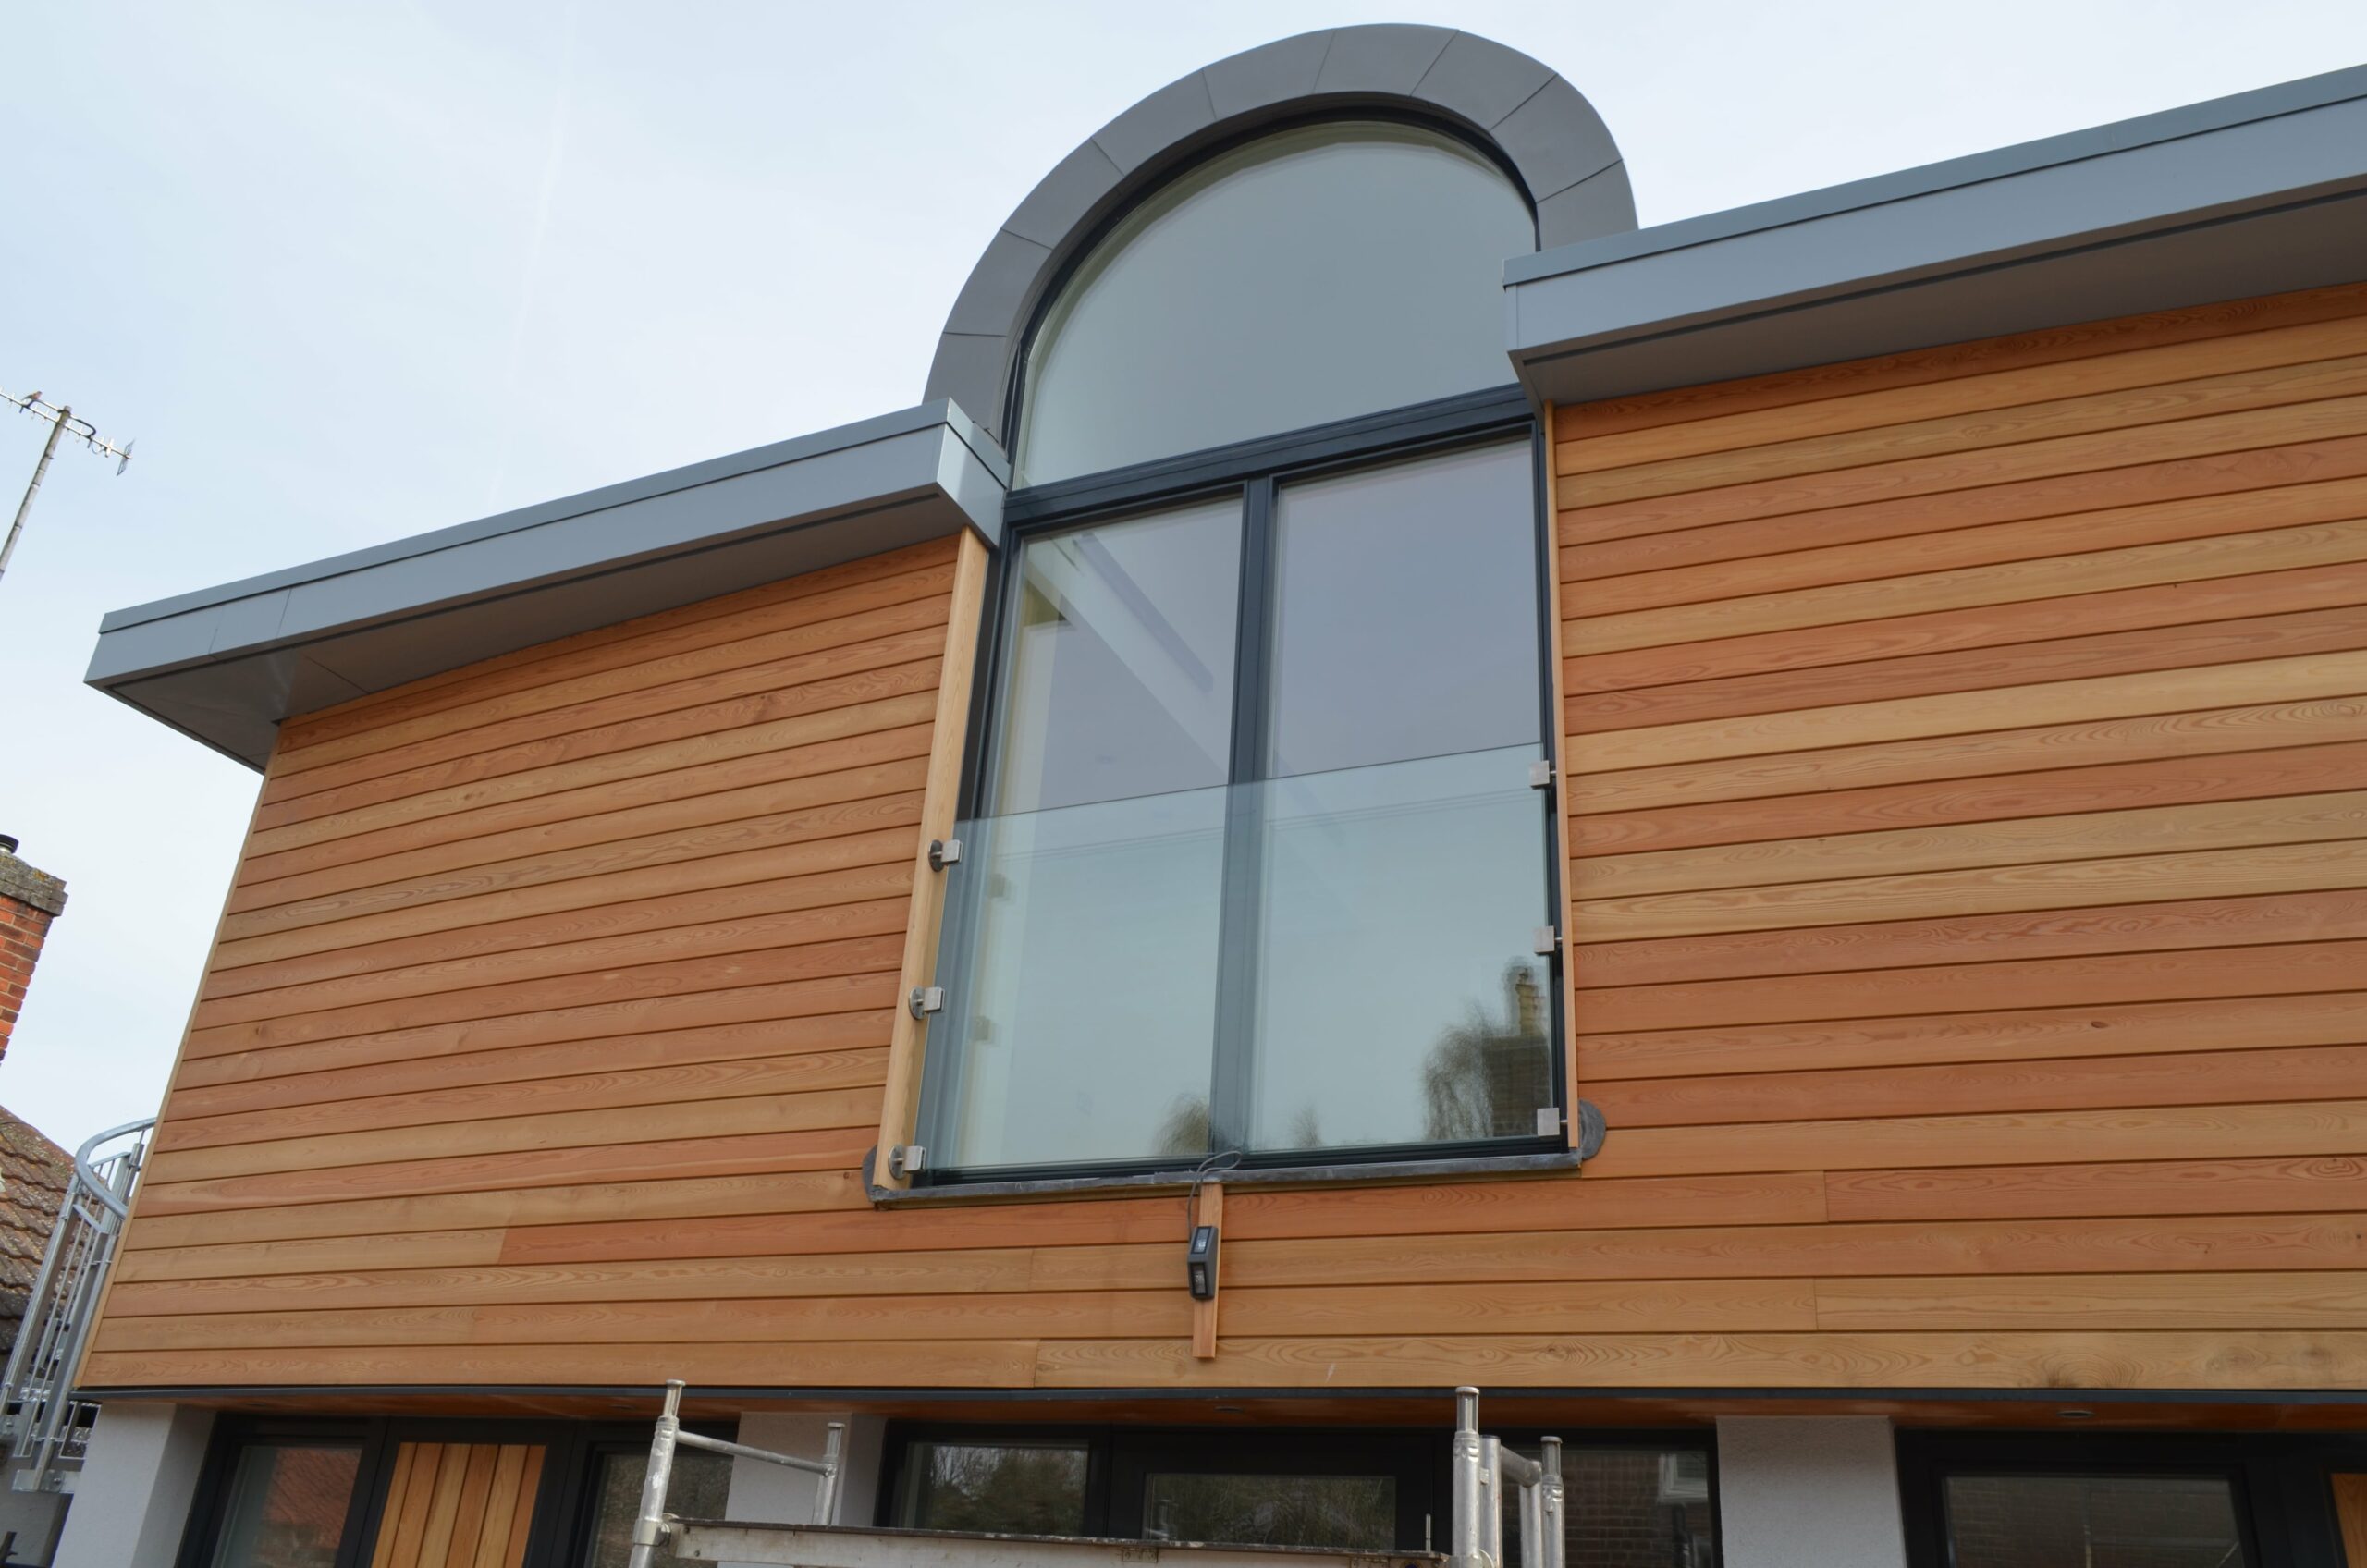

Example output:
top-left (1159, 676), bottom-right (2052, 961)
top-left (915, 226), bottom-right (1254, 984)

top-left (84, 288), bottom-right (2367, 1403)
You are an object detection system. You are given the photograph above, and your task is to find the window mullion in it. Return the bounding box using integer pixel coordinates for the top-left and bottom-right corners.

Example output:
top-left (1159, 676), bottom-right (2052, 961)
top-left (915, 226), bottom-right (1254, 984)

top-left (1207, 477), bottom-right (1276, 1154)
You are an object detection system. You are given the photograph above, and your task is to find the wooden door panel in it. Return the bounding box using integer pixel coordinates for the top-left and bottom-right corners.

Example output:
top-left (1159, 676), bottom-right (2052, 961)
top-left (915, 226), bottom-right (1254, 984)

top-left (368, 1441), bottom-right (545, 1568)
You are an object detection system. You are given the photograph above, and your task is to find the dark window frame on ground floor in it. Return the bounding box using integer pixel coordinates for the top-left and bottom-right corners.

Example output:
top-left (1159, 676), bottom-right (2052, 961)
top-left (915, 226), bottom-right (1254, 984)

top-left (1897, 1430), bottom-right (2367, 1568)
top-left (878, 1420), bottom-right (1721, 1564)
top-left (175, 1414), bottom-right (737, 1568)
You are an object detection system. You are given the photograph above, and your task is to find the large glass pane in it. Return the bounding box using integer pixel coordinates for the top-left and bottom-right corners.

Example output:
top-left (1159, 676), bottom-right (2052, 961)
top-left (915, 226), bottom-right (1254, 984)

top-left (898, 1441), bottom-right (1091, 1536)
top-left (1502, 1447), bottom-right (1719, 1568)
top-left (933, 784), bottom-right (1227, 1169)
top-left (1248, 745), bottom-right (1551, 1153)
top-left (204, 1442), bottom-right (361, 1568)
top-left (583, 1447), bottom-right (732, 1567)
top-left (1145, 1473), bottom-right (1395, 1550)
top-left (1018, 123), bottom-right (1533, 484)
top-left (1268, 442), bottom-right (1540, 778)
top-left (1944, 1474), bottom-right (2249, 1568)
top-left (991, 499), bottom-right (1241, 815)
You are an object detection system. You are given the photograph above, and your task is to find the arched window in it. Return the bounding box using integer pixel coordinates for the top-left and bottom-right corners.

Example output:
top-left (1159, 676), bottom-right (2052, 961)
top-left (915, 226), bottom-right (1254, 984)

top-left (1014, 121), bottom-right (1534, 485)
top-left (918, 116), bottom-right (1562, 1182)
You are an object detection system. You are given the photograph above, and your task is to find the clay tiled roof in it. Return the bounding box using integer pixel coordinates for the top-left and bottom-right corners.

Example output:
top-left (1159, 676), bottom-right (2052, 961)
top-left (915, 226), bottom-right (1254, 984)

top-left (0, 1108), bottom-right (72, 1350)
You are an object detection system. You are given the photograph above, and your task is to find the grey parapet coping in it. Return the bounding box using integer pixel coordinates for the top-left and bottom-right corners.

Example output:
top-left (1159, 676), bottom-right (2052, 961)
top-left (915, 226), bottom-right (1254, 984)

top-left (1506, 62), bottom-right (2367, 408)
top-left (0, 851), bottom-right (67, 918)
top-left (87, 401), bottom-right (1011, 770)
top-left (923, 25), bottom-right (1637, 443)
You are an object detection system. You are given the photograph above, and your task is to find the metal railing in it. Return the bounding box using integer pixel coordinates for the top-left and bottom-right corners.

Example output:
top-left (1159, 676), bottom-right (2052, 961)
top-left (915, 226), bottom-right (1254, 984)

top-left (634, 1381), bottom-right (1563, 1568)
top-left (1451, 1386), bottom-right (1564, 1568)
top-left (629, 1379), bottom-right (842, 1568)
top-left (0, 1117), bottom-right (155, 1495)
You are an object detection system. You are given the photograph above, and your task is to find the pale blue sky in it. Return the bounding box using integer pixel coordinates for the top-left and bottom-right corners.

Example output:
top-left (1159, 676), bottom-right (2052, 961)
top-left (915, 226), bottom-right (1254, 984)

top-left (5, 0), bottom-right (2364, 1147)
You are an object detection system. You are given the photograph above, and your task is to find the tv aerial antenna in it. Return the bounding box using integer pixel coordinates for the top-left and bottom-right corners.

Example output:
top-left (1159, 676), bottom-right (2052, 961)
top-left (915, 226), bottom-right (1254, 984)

top-left (2, 387), bottom-right (134, 588)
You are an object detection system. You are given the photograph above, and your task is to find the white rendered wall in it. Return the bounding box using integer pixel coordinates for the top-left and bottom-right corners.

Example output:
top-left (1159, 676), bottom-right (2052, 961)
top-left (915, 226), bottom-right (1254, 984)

top-left (1713, 1415), bottom-right (1907, 1568)
top-left (53, 1403), bottom-right (215, 1568)
top-left (717, 1413), bottom-right (886, 1568)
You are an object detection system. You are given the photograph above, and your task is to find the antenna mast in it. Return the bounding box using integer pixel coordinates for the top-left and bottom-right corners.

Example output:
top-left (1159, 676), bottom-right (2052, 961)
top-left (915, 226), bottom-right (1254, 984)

top-left (2, 388), bottom-right (134, 589)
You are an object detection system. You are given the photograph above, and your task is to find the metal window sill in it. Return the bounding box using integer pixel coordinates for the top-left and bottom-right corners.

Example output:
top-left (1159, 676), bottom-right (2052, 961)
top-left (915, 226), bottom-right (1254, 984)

top-left (865, 1122), bottom-right (1599, 1207)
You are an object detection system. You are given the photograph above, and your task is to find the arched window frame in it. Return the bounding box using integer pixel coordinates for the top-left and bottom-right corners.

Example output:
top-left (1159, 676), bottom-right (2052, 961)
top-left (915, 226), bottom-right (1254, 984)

top-left (911, 109), bottom-right (1586, 1188)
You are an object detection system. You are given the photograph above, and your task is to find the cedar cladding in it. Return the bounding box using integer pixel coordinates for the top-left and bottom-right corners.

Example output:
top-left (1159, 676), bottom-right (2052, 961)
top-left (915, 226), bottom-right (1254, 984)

top-left (82, 283), bottom-right (2367, 1393)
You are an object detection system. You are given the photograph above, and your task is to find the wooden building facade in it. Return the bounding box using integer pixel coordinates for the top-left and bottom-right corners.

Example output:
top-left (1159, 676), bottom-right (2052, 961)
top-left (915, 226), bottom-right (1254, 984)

top-left (62, 30), bottom-right (2367, 1568)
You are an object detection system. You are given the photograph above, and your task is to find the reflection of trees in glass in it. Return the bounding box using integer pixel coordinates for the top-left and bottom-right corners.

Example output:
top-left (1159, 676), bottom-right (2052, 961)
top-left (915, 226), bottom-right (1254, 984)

top-left (906, 1444), bottom-right (1090, 1537)
top-left (1147, 1474), bottom-right (1395, 1550)
top-left (1152, 1095), bottom-right (1212, 1157)
top-left (588, 1448), bottom-right (732, 1568)
top-left (1421, 961), bottom-right (1551, 1142)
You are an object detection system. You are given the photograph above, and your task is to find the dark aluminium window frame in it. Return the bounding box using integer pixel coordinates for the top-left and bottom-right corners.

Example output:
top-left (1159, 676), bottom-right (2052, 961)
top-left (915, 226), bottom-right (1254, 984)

top-left (913, 381), bottom-right (1570, 1186)
top-left (877, 1420), bottom-right (1719, 1556)
top-left (1895, 1429), bottom-right (2367, 1568)
top-left (175, 1412), bottom-right (737, 1568)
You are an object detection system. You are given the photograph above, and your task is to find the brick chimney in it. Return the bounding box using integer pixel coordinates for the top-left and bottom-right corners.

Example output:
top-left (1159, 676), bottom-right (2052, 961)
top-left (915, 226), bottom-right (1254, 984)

top-left (0, 835), bottom-right (67, 1060)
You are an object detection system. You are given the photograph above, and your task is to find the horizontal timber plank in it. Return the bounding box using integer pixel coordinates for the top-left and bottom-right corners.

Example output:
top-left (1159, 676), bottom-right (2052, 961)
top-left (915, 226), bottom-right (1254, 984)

top-left (1815, 1270), bottom-right (2367, 1330)
top-left (184, 931), bottom-right (904, 1058)
top-left (204, 858), bottom-right (913, 998)
top-left (146, 1087), bottom-right (882, 1182)
top-left (228, 754), bottom-right (927, 919)
top-left (120, 1170), bottom-right (866, 1252)
top-left (135, 1127), bottom-right (869, 1215)
top-left (1567, 698), bottom-right (2367, 820)
top-left (1576, 790), bottom-right (2367, 900)
top-left (173, 973), bottom-right (897, 1090)
top-left (276, 544), bottom-right (954, 770)
top-left (1571, 740), bottom-right (2367, 857)
top-left (81, 1339), bottom-right (1037, 1390)
top-left (110, 1208), bottom-right (2367, 1304)
top-left (240, 698), bottom-right (938, 884)
top-left (1566, 510), bottom-right (2367, 656)
top-left (1567, 591), bottom-right (2367, 734)
top-left (1563, 432), bottom-right (2367, 585)
top-left (1586, 1098), bottom-right (2367, 1180)
top-left (1570, 652), bottom-right (2367, 777)
top-left (159, 1048), bottom-right (886, 1151)
top-left (1577, 990), bottom-right (2367, 1079)
top-left (100, 1290), bottom-right (1188, 1351)
top-left (1825, 1155), bottom-right (2367, 1222)
top-left (172, 1013), bottom-right (889, 1121)
top-left (1572, 837), bottom-right (2367, 943)
top-left (1030, 1329), bottom-right (2367, 1390)
top-left (221, 786), bottom-right (922, 948)
top-left (194, 895), bottom-right (908, 1028)
top-left (1557, 394), bottom-right (2367, 538)
top-left (1567, 352), bottom-right (2367, 509)
top-left (1560, 302), bottom-right (2367, 472)
top-left (1559, 286), bottom-right (2367, 440)
top-left (1587, 1043), bottom-right (2367, 1129)
top-left (1581, 936), bottom-right (2367, 1032)
top-left (1574, 890), bottom-right (2367, 990)
top-left (260, 642), bottom-right (945, 833)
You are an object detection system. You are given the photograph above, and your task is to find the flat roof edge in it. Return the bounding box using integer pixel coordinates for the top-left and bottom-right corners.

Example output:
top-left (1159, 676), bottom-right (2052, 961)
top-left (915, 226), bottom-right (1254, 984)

top-left (88, 400), bottom-right (1010, 767)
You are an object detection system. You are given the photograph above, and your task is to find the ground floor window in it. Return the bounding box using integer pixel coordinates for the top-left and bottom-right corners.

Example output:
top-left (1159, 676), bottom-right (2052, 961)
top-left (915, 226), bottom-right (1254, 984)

top-left (1900, 1432), bottom-right (2367, 1568)
top-left (196, 1439), bottom-right (362, 1568)
top-left (883, 1425), bottom-right (1718, 1564)
top-left (579, 1441), bottom-right (732, 1567)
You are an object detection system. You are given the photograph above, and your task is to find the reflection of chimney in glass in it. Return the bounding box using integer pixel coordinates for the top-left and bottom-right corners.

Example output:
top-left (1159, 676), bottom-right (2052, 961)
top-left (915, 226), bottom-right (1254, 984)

top-left (1422, 962), bottom-right (1552, 1141)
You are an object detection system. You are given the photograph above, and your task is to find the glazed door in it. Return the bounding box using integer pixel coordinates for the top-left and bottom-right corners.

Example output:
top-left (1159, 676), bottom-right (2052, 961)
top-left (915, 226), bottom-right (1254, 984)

top-left (365, 1442), bottom-right (546, 1568)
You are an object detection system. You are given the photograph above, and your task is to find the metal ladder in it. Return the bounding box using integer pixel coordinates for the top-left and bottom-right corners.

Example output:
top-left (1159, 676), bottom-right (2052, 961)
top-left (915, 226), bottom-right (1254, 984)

top-left (631, 1382), bottom-right (1565, 1568)
top-left (0, 1117), bottom-right (155, 1495)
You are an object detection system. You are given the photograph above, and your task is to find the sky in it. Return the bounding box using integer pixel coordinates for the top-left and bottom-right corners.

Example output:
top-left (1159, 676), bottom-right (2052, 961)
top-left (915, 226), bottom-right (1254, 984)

top-left (4, 0), bottom-right (2365, 1150)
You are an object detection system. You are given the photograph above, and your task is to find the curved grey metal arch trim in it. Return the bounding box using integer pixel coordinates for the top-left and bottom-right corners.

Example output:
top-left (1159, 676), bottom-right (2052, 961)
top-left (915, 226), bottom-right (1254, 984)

top-left (924, 25), bottom-right (1637, 443)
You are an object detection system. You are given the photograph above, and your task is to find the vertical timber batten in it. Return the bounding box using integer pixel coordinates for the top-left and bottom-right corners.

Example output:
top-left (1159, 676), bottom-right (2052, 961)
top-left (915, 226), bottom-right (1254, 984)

top-left (873, 528), bottom-right (994, 1191)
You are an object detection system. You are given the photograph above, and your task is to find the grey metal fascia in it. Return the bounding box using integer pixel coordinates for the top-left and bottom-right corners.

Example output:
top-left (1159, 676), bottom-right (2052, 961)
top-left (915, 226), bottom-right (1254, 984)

top-left (1506, 63), bottom-right (2367, 404)
top-left (88, 400), bottom-right (1009, 768)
